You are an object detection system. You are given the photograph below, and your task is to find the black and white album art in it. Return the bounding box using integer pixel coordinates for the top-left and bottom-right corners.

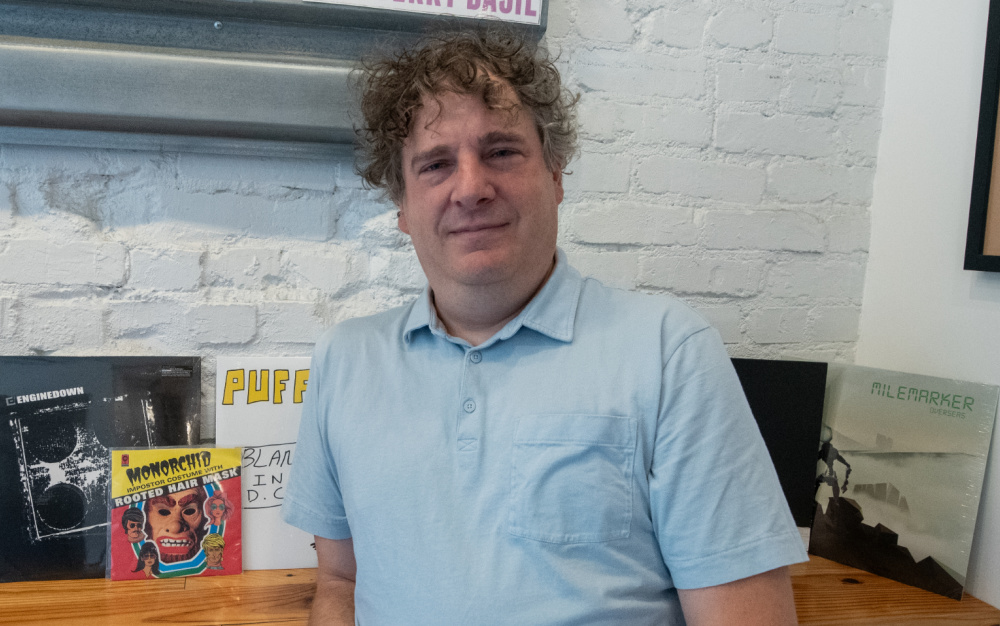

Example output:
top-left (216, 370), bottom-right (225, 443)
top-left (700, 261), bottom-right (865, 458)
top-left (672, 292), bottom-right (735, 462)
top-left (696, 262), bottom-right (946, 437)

top-left (0, 357), bottom-right (201, 582)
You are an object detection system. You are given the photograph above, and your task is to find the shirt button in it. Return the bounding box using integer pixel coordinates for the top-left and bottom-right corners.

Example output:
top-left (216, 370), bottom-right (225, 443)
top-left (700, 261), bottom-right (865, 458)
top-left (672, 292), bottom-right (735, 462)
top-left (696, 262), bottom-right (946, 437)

top-left (469, 351), bottom-right (482, 364)
top-left (463, 399), bottom-right (477, 413)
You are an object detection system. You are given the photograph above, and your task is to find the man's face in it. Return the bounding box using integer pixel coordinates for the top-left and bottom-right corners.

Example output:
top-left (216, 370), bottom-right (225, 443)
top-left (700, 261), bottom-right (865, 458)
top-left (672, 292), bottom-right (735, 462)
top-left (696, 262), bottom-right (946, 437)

top-left (125, 519), bottom-right (145, 543)
top-left (397, 87), bottom-right (563, 295)
top-left (146, 489), bottom-right (204, 563)
top-left (205, 546), bottom-right (224, 567)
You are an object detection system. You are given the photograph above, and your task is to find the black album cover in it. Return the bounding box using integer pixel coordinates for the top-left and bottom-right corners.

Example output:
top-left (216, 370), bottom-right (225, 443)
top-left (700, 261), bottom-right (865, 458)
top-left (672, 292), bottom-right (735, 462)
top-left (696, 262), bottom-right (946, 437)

top-left (731, 358), bottom-right (828, 528)
top-left (0, 357), bottom-right (201, 582)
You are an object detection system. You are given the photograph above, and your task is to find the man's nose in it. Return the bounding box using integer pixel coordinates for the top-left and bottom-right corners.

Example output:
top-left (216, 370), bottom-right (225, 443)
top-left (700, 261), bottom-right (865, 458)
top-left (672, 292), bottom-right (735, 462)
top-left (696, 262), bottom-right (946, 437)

top-left (165, 510), bottom-right (189, 532)
top-left (452, 156), bottom-right (495, 209)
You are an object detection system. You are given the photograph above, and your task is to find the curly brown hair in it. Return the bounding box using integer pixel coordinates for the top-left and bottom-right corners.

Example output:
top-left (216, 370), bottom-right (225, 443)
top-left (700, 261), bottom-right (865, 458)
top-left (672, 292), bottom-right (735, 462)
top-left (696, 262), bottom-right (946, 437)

top-left (355, 28), bottom-right (579, 204)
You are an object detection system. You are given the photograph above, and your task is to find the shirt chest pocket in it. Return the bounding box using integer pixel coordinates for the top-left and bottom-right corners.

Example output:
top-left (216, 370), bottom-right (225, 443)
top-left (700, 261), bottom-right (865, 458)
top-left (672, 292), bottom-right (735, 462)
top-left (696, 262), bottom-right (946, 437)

top-left (508, 414), bottom-right (637, 544)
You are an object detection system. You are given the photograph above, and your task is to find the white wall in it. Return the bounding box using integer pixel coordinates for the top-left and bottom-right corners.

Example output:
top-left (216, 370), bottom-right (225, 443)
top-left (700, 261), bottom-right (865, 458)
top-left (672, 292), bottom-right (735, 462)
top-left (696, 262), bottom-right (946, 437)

top-left (856, 0), bottom-right (1000, 607)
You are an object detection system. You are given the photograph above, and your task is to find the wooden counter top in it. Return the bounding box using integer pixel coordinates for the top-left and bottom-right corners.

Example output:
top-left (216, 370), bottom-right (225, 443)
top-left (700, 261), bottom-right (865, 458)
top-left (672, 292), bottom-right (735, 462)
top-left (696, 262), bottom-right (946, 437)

top-left (2, 555), bottom-right (999, 625)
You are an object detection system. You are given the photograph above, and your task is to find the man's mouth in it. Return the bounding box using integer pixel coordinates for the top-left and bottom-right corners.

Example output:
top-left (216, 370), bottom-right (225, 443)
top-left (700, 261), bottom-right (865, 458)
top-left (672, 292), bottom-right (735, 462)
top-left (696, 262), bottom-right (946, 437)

top-left (157, 536), bottom-right (194, 558)
top-left (452, 222), bottom-right (507, 235)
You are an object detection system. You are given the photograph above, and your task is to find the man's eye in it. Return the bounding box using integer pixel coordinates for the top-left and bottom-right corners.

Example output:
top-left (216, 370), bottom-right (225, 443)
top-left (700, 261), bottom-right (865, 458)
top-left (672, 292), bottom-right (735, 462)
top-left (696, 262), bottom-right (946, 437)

top-left (156, 509), bottom-right (170, 516)
top-left (183, 507), bottom-right (197, 516)
top-left (422, 161), bottom-right (446, 173)
top-left (491, 148), bottom-right (516, 158)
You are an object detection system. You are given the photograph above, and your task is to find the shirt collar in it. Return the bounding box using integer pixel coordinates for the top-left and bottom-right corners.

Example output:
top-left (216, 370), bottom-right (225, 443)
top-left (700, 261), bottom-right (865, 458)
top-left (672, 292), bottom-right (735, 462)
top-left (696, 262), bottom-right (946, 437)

top-left (403, 248), bottom-right (582, 347)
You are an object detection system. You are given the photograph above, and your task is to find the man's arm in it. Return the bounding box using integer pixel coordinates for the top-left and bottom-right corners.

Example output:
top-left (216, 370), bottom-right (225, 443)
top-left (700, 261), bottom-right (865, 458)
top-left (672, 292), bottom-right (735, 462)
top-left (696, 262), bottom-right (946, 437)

top-left (309, 536), bottom-right (357, 626)
top-left (677, 566), bottom-right (798, 626)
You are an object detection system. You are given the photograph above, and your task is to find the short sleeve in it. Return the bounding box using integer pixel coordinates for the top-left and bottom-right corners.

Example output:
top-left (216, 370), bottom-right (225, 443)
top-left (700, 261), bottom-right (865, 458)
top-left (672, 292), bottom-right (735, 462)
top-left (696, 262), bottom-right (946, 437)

top-left (281, 331), bottom-right (353, 540)
top-left (649, 326), bottom-right (807, 589)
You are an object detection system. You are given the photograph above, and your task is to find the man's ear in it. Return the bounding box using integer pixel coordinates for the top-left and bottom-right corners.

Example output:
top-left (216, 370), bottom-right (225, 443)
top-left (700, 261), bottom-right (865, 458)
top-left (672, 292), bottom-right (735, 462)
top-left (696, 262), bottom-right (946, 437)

top-left (552, 168), bottom-right (564, 205)
top-left (397, 203), bottom-right (410, 235)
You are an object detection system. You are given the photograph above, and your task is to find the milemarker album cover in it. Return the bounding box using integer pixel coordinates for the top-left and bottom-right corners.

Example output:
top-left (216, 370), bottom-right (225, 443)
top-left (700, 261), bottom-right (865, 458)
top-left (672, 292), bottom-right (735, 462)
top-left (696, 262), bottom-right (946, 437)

top-left (0, 357), bottom-right (201, 582)
top-left (809, 363), bottom-right (999, 599)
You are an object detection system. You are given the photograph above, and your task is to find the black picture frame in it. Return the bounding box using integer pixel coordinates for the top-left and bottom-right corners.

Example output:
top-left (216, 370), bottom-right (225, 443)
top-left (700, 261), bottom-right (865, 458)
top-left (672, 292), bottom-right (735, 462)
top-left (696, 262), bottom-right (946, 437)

top-left (966, 0), bottom-right (1000, 271)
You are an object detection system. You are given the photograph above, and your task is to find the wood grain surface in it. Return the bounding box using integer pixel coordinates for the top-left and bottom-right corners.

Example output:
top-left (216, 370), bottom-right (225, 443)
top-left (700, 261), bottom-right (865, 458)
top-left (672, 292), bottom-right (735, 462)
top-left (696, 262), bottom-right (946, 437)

top-left (1, 557), bottom-right (998, 625)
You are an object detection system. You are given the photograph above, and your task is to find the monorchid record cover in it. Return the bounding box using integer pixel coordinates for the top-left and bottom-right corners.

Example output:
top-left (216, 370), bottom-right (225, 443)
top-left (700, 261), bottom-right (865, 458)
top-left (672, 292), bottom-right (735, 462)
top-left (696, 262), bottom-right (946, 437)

top-left (108, 446), bottom-right (242, 580)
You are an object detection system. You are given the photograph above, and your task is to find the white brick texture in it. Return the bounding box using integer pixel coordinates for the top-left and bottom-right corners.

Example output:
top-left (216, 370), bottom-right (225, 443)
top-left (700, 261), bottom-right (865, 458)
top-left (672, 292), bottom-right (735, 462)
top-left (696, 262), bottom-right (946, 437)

top-left (647, 7), bottom-right (710, 49)
top-left (767, 260), bottom-right (866, 299)
top-left (187, 304), bottom-right (257, 345)
top-left (0, 241), bottom-right (127, 287)
top-left (568, 153), bottom-right (632, 193)
top-left (569, 203), bottom-right (697, 246)
top-left (716, 63), bottom-right (783, 103)
top-left (258, 302), bottom-right (326, 344)
top-left (285, 248), bottom-right (354, 294)
top-left (716, 113), bottom-right (836, 158)
top-left (129, 249), bottom-right (202, 291)
top-left (748, 307), bottom-right (809, 344)
top-left (840, 14), bottom-right (892, 57)
top-left (627, 105), bottom-right (713, 147)
top-left (109, 300), bottom-right (186, 339)
top-left (578, 0), bottom-right (633, 42)
top-left (575, 50), bottom-right (706, 99)
top-left (637, 156), bottom-right (766, 204)
top-left (204, 248), bottom-right (282, 289)
top-left (775, 12), bottom-right (840, 55)
top-left (17, 302), bottom-right (104, 351)
top-left (707, 7), bottom-right (774, 50)
top-left (702, 210), bottom-right (825, 252)
top-left (811, 306), bottom-right (861, 342)
top-left (767, 162), bottom-right (874, 203)
top-left (639, 257), bottom-right (767, 297)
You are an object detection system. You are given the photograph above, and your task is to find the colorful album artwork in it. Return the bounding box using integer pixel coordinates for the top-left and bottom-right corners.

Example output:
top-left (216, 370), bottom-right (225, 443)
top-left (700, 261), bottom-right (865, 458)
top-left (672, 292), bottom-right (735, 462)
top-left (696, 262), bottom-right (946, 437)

top-left (108, 447), bottom-right (242, 579)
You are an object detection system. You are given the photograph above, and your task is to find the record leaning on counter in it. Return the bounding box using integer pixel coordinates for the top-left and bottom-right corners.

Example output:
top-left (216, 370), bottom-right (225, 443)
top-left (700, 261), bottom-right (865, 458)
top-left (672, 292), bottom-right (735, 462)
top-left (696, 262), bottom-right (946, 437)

top-left (809, 363), bottom-right (999, 599)
top-left (0, 357), bottom-right (201, 583)
top-left (215, 356), bottom-right (317, 571)
top-left (730, 358), bottom-right (829, 530)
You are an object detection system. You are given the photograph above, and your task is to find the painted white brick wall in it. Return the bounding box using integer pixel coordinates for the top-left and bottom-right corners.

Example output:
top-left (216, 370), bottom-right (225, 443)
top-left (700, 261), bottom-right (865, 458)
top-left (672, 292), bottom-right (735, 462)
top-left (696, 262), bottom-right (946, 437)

top-left (0, 0), bottom-right (892, 439)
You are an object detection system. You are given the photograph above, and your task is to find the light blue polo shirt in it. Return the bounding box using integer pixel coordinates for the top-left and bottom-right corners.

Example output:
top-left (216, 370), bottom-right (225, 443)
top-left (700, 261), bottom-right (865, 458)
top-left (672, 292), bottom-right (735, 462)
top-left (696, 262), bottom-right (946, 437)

top-left (282, 250), bottom-right (806, 625)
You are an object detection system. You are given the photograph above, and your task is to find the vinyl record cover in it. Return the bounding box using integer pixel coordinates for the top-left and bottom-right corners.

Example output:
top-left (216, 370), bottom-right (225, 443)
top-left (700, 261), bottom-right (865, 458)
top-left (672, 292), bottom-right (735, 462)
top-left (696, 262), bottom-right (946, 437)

top-left (731, 358), bottom-right (828, 530)
top-left (809, 364), bottom-right (999, 599)
top-left (215, 357), bottom-right (317, 570)
top-left (0, 357), bottom-right (201, 583)
top-left (108, 447), bottom-right (242, 580)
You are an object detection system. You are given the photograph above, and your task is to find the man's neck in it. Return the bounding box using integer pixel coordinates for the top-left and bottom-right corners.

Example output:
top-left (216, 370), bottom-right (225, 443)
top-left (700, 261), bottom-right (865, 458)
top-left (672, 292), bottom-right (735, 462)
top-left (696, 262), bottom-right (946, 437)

top-left (431, 257), bottom-right (556, 347)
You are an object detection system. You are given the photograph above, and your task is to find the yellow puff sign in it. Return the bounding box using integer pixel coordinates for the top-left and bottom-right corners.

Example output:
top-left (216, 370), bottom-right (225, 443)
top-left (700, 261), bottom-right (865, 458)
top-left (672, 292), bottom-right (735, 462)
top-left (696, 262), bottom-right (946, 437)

top-left (221, 368), bottom-right (309, 405)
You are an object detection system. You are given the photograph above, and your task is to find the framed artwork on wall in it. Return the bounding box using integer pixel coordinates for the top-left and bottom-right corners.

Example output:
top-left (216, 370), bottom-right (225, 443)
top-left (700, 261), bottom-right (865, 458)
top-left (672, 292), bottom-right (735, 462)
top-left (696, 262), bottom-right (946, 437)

top-left (966, 0), bottom-right (1000, 271)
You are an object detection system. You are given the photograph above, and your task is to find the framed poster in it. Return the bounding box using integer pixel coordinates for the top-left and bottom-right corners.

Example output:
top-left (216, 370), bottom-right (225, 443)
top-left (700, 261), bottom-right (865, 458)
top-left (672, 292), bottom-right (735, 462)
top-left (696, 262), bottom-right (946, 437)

top-left (966, 0), bottom-right (1000, 271)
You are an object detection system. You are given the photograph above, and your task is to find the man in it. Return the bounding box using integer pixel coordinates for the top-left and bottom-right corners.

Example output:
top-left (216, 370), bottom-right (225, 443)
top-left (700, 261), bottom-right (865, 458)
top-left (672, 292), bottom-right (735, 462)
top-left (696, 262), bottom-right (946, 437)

top-left (283, 30), bottom-right (806, 625)
top-left (121, 507), bottom-right (146, 544)
top-left (202, 533), bottom-right (226, 570)
top-left (145, 487), bottom-right (206, 563)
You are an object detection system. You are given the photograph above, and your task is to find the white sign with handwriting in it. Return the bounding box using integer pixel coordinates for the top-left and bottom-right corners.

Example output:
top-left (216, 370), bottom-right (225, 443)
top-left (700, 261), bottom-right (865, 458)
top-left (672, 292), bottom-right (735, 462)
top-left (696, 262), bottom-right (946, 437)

top-left (216, 356), bottom-right (317, 570)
